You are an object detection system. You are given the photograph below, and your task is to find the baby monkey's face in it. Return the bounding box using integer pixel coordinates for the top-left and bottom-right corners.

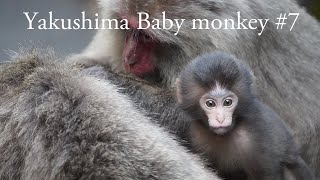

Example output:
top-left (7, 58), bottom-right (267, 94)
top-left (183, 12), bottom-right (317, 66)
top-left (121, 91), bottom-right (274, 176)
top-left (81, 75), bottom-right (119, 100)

top-left (199, 85), bottom-right (238, 135)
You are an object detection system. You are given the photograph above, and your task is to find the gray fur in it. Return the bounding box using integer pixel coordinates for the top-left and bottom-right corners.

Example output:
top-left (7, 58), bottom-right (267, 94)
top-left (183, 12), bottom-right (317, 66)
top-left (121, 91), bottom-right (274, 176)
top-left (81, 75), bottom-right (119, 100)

top-left (0, 49), bottom-right (221, 180)
top-left (72, 0), bottom-right (320, 177)
top-left (82, 66), bottom-right (193, 143)
top-left (178, 52), bottom-right (315, 180)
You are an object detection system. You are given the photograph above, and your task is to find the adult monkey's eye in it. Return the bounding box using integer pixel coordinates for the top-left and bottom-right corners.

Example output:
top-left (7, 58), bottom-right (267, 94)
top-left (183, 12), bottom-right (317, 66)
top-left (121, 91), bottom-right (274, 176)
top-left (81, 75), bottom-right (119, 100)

top-left (224, 99), bottom-right (233, 106)
top-left (206, 100), bottom-right (216, 107)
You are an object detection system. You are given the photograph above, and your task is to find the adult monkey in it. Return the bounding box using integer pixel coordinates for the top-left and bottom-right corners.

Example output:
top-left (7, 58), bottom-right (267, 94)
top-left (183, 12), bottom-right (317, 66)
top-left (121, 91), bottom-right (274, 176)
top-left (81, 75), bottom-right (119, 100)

top-left (72, 0), bottom-right (320, 177)
top-left (0, 49), bottom-right (221, 180)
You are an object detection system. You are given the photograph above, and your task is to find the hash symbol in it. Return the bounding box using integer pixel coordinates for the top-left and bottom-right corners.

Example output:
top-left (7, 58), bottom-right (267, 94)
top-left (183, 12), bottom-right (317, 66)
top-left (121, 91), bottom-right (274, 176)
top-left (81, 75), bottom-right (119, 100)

top-left (276, 13), bottom-right (287, 29)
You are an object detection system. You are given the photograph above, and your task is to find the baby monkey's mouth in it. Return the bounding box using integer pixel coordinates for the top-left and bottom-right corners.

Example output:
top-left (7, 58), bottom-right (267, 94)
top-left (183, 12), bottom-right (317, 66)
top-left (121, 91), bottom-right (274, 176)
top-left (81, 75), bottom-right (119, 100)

top-left (210, 125), bottom-right (233, 136)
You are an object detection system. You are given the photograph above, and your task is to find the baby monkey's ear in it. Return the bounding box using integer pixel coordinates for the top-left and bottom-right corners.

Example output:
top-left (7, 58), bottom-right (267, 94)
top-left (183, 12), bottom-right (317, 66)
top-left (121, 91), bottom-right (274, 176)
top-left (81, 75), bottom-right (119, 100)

top-left (175, 78), bottom-right (182, 104)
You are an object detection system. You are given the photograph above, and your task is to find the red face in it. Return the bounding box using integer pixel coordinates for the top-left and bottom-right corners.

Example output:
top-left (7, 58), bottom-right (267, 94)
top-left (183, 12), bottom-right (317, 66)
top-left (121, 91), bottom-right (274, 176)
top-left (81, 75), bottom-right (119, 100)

top-left (122, 30), bottom-right (156, 77)
top-left (122, 17), bottom-right (157, 77)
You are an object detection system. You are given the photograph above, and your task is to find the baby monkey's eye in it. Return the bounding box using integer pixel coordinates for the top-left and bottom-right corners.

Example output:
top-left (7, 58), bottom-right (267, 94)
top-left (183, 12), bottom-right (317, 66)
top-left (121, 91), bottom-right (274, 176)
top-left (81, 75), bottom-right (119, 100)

top-left (206, 100), bottom-right (216, 107)
top-left (223, 99), bottom-right (233, 106)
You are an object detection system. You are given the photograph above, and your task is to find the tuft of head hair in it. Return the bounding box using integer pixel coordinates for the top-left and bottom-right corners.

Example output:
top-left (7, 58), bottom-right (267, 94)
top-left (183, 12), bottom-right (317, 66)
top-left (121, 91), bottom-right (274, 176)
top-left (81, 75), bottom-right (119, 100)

top-left (182, 52), bottom-right (252, 90)
top-left (178, 52), bottom-right (254, 113)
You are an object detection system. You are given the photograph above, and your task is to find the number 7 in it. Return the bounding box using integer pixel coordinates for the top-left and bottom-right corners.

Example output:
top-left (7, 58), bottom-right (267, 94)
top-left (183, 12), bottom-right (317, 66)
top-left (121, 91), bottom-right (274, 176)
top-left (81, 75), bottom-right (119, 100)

top-left (288, 13), bottom-right (299, 31)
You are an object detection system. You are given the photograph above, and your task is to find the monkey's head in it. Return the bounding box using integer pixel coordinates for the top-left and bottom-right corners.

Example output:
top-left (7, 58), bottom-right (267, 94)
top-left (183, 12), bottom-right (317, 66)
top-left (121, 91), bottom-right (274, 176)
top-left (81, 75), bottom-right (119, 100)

top-left (176, 53), bottom-right (254, 135)
top-left (100, 0), bottom-right (258, 85)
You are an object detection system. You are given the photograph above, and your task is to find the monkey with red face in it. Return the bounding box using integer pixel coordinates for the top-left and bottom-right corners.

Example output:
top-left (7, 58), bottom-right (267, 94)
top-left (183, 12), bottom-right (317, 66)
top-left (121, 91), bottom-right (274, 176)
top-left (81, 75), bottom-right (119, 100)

top-left (176, 53), bottom-right (314, 180)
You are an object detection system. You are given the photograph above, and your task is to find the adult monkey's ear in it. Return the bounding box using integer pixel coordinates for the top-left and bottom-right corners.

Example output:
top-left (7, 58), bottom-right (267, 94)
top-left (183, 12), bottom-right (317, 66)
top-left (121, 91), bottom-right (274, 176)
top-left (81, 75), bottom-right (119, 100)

top-left (175, 78), bottom-right (182, 104)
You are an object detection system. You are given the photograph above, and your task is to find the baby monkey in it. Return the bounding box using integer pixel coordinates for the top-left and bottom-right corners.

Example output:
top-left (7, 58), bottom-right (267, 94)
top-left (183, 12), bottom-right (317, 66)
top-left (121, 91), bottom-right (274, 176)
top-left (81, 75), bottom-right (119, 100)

top-left (176, 53), bottom-right (314, 180)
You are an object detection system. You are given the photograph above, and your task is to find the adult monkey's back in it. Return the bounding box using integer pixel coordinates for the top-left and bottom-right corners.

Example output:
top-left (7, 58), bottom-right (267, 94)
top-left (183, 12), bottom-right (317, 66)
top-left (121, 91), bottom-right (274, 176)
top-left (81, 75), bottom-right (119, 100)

top-left (0, 50), bottom-right (220, 180)
top-left (72, 0), bottom-right (320, 176)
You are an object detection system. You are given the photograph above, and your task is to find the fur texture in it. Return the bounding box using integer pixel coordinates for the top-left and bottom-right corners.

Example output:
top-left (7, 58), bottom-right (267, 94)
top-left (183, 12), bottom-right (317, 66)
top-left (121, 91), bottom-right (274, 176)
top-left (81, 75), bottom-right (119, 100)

top-left (72, 0), bottom-right (320, 176)
top-left (0, 49), bottom-right (221, 180)
top-left (82, 66), bottom-right (193, 143)
top-left (178, 53), bottom-right (315, 180)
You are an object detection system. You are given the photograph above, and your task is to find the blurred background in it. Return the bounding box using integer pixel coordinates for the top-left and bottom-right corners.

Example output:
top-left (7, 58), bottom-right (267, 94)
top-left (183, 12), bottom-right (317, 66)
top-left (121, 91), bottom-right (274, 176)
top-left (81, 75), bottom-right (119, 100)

top-left (0, 0), bottom-right (97, 61)
top-left (0, 0), bottom-right (319, 61)
top-left (298, 0), bottom-right (320, 18)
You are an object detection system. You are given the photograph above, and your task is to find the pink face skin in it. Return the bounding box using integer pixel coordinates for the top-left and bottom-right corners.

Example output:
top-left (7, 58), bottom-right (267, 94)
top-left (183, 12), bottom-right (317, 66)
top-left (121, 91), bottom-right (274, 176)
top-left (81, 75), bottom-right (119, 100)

top-left (199, 85), bottom-right (238, 135)
top-left (121, 16), bottom-right (157, 77)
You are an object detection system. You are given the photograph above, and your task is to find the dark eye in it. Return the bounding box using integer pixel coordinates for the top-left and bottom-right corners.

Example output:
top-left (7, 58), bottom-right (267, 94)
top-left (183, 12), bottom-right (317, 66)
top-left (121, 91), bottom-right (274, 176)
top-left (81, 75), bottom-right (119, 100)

top-left (223, 99), bottom-right (233, 106)
top-left (206, 100), bottom-right (216, 107)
